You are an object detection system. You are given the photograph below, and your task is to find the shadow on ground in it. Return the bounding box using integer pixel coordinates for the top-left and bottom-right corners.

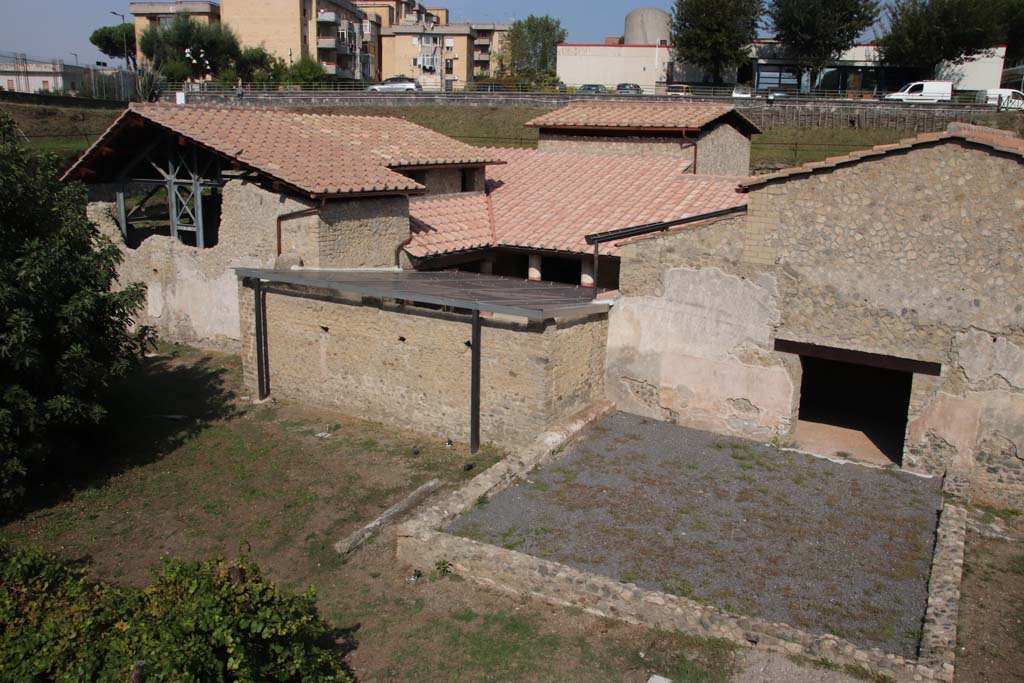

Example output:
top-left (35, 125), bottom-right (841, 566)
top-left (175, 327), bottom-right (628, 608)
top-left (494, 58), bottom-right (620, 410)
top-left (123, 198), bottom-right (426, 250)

top-left (11, 348), bottom-right (237, 519)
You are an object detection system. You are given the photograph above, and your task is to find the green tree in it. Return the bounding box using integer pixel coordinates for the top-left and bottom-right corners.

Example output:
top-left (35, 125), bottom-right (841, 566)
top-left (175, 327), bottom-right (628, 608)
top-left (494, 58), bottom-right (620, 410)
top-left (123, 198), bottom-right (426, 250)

top-left (89, 23), bottom-right (137, 70)
top-left (287, 55), bottom-right (329, 83)
top-left (671, 0), bottom-right (764, 84)
top-left (0, 113), bottom-right (151, 509)
top-left (502, 15), bottom-right (568, 83)
top-left (139, 13), bottom-right (241, 80)
top-left (1005, 0), bottom-right (1024, 64)
top-left (767, 0), bottom-right (880, 87)
top-left (878, 0), bottom-right (1009, 72)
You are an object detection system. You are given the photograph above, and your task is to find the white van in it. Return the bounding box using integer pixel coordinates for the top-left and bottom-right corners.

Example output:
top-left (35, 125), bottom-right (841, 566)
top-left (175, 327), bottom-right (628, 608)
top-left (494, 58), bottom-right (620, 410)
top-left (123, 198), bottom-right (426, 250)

top-left (975, 88), bottom-right (1024, 109)
top-left (884, 81), bottom-right (953, 103)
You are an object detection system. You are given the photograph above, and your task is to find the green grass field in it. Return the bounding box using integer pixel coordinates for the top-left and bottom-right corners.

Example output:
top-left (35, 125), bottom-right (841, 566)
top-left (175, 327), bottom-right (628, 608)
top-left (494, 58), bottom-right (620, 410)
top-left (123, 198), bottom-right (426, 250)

top-left (4, 100), bottom-right (1020, 173)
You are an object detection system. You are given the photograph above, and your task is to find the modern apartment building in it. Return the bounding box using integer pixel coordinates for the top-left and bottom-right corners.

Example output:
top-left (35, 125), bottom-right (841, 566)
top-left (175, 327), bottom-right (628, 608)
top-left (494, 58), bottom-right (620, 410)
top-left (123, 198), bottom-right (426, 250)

top-left (352, 0), bottom-right (442, 28)
top-left (129, 1), bottom-right (221, 65)
top-left (468, 23), bottom-right (509, 78)
top-left (220, 0), bottom-right (377, 81)
top-left (380, 22), bottom-right (474, 89)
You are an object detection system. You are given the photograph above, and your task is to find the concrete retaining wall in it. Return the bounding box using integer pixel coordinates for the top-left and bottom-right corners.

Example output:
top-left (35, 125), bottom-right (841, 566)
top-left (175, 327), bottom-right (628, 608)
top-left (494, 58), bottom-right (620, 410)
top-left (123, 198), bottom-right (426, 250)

top-left (158, 91), bottom-right (995, 131)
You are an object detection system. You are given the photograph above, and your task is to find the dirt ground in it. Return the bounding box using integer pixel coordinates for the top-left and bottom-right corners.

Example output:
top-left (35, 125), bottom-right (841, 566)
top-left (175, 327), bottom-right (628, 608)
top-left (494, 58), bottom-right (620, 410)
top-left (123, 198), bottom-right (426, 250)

top-left (956, 509), bottom-right (1024, 683)
top-left (7, 344), bottom-right (1014, 682)
top-left (0, 345), bottom-right (748, 682)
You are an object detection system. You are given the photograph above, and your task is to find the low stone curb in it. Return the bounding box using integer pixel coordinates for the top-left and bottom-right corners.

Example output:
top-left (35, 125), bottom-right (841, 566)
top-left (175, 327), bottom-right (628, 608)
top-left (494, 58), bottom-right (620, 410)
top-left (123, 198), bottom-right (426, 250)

top-left (396, 411), bottom-right (965, 683)
top-left (918, 504), bottom-right (967, 680)
top-left (334, 477), bottom-right (441, 556)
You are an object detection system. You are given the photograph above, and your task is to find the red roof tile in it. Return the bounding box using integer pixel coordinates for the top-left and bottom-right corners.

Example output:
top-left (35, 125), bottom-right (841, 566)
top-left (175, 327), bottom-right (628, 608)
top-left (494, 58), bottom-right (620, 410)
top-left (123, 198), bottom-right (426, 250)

top-left (407, 148), bottom-right (748, 258)
top-left (742, 123), bottom-right (1024, 188)
top-left (64, 104), bottom-right (504, 197)
top-left (525, 101), bottom-right (759, 135)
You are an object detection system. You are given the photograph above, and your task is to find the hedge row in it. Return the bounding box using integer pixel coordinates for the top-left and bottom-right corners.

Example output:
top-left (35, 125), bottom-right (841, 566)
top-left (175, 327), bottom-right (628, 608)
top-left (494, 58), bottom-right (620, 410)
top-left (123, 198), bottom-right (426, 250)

top-left (0, 547), bottom-right (353, 682)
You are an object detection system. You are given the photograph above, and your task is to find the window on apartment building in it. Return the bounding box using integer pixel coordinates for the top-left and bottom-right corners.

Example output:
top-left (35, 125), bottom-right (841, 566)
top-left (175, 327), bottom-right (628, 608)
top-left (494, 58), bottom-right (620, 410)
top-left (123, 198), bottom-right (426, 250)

top-left (445, 59), bottom-right (453, 75)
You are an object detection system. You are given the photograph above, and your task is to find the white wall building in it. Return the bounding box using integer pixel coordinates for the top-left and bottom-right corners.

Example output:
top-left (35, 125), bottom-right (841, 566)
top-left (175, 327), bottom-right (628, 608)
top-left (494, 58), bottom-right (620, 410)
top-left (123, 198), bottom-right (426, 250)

top-left (557, 44), bottom-right (673, 93)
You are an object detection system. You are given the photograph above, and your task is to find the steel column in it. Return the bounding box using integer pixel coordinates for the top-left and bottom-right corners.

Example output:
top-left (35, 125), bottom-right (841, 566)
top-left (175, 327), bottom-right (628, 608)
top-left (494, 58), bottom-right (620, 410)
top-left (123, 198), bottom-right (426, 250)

top-left (115, 184), bottom-right (128, 241)
top-left (253, 279), bottom-right (269, 400)
top-left (166, 138), bottom-right (179, 241)
top-left (470, 309), bottom-right (481, 454)
top-left (192, 145), bottom-right (205, 248)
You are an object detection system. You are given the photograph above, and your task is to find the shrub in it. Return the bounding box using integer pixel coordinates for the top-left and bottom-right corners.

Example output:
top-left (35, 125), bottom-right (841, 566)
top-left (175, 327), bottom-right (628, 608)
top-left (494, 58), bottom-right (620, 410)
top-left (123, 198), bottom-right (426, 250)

top-left (0, 546), bottom-right (353, 682)
top-left (0, 112), bottom-right (151, 510)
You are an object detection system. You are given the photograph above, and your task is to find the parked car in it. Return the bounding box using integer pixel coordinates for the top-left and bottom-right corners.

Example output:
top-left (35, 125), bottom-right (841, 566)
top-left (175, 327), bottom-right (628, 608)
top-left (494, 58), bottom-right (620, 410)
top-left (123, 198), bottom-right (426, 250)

top-left (616, 83), bottom-right (643, 96)
top-left (577, 83), bottom-right (609, 94)
top-left (975, 88), bottom-right (1024, 109)
top-left (883, 80), bottom-right (953, 103)
top-left (731, 85), bottom-right (753, 98)
top-left (367, 77), bottom-right (422, 93)
top-left (666, 84), bottom-right (692, 96)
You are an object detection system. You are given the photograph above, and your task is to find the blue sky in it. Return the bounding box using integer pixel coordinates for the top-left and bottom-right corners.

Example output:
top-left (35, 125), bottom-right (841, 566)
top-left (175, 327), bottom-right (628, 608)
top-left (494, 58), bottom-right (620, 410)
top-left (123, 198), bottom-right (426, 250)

top-left (0, 0), bottom-right (674, 65)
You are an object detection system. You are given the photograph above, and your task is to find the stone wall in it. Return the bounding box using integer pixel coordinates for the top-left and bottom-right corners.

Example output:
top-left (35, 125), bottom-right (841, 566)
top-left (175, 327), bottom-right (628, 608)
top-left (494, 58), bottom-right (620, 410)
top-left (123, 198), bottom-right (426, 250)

top-left (695, 122), bottom-right (751, 175)
top-left (537, 131), bottom-right (695, 160)
top-left (238, 283), bottom-right (609, 448)
top-left (87, 179), bottom-right (413, 347)
top-left (610, 141), bottom-right (1024, 507)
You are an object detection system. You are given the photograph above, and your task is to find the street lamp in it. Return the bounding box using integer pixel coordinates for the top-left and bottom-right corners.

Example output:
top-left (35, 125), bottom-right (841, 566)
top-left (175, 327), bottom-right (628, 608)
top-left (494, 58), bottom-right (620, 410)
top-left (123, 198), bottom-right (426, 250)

top-left (71, 52), bottom-right (78, 65)
top-left (109, 11), bottom-right (129, 70)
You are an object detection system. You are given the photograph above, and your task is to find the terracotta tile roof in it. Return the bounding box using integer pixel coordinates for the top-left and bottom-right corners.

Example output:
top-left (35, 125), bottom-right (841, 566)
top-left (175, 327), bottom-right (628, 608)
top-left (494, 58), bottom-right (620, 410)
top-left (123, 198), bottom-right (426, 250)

top-left (742, 123), bottom-right (1024, 188)
top-left (525, 101), bottom-right (760, 135)
top-left (64, 104), bottom-right (504, 197)
top-left (407, 148), bottom-right (748, 258)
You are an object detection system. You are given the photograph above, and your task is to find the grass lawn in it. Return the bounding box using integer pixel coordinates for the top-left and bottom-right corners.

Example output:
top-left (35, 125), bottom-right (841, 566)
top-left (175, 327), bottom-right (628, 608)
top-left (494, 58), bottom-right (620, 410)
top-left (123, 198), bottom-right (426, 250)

top-left (8, 100), bottom-right (1020, 174)
top-left (1, 343), bottom-right (741, 683)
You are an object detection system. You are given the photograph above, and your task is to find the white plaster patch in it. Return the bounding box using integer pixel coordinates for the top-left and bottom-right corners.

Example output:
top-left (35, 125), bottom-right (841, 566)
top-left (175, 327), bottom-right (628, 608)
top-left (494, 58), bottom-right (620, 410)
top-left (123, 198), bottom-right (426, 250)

top-left (956, 329), bottom-right (1024, 390)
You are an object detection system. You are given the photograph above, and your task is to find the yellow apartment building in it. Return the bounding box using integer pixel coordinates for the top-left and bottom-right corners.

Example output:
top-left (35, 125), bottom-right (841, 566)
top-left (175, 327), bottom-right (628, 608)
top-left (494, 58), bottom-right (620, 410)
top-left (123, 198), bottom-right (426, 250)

top-left (380, 22), bottom-right (475, 90)
top-left (129, 1), bottom-right (221, 64)
top-left (220, 0), bottom-right (377, 80)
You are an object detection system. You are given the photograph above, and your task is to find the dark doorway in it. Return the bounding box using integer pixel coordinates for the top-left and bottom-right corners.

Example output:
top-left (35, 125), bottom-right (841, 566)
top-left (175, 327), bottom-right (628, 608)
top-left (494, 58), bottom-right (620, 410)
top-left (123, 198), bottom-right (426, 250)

top-left (797, 355), bottom-right (913, 465)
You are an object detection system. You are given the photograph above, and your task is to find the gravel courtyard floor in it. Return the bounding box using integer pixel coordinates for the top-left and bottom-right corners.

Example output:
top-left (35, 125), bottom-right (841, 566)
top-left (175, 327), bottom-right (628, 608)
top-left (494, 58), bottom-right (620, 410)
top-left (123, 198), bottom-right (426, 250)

top-left (449, 412), bottom-right (943, 659)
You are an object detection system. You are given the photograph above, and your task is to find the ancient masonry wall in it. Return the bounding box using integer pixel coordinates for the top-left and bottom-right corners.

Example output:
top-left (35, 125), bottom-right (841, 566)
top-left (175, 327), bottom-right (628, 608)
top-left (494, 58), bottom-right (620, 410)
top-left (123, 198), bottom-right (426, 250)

top-left (609, 141), bottom-right (1024, 507)
top-left (86, 180), bottom-right (411, 347)
top-left (695, 121), bottom-right (752, 175)
top-left (537, 131), bottom-right (696, 160)
top-left (237, 283), bottom-right (609, 448)
top-left (395, 419), bottom-right (964, 683)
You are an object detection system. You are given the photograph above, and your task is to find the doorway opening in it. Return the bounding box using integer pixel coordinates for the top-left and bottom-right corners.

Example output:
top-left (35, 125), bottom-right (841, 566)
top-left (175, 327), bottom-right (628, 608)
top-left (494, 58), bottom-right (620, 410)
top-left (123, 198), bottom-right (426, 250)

top-left (795, 355), bottom-right (913, 466)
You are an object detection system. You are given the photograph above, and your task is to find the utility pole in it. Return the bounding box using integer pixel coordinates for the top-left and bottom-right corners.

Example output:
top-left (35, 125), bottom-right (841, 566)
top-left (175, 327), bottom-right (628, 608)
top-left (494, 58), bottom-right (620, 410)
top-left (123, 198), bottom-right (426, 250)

top-left (71, 52), bottom-right (79, 65)
top-left (109, 10), bottom-right (129, 70)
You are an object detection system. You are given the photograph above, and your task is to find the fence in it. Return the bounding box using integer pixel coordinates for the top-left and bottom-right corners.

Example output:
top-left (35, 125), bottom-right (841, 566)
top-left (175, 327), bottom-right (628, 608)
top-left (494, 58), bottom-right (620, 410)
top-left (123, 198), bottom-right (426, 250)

top-left (0, 50), bottom-right (136, 101)
top-left (161, 87), bottom-right (1000, 132)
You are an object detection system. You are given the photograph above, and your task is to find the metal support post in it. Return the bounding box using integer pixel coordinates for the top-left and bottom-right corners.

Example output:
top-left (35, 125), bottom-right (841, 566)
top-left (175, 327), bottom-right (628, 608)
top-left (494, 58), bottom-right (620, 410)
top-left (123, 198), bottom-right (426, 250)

top-left (115, 184), bottom-right (128, 241)
top-left (192, 145), bottom-right (205, 248)
top-left (253, 280), bottom-right (269, 400)
top-left (470, 309), bottom-right (481, 454)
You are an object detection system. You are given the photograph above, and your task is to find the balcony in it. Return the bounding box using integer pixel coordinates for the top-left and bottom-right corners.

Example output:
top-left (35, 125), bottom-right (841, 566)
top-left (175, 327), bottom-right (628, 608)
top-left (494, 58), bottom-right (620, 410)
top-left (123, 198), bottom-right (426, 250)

top-left (319, 62), bottom-right (338, 75)
top-left (336, 42), bottom-right (354, 55)
top-left (337, 66), bottom-right (356, 79)
top-left (317, 37), bottom-right (337, 50)
top-left (473, 52), bottom-right (489, 61)
top-left (316, 10), bottom-right (338, 23)
top-left (474, 37), bottom-right (491, 46)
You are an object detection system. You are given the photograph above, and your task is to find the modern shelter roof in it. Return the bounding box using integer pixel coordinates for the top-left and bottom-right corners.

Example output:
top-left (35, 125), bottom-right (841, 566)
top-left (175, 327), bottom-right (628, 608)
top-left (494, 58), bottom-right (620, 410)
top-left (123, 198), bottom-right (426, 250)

top-left (407, 147), bottom-right (749, 258)
top-left (742, 123), bottom-right (1024, 188)
top-left (63, 104), bottom-right (505, 197)
top-left (235, 268), bottom-right (612, 320)
top-left (525, 101), bottom-right (761, 136)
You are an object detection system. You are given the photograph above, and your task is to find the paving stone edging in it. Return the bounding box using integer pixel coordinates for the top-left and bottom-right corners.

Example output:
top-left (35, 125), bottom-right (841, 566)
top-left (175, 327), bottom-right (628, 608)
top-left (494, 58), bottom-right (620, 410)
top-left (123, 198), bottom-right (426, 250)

top-left (395, 416), bottom-right (965, 683)
top-left (918, 504), bottom-right (967, 680)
